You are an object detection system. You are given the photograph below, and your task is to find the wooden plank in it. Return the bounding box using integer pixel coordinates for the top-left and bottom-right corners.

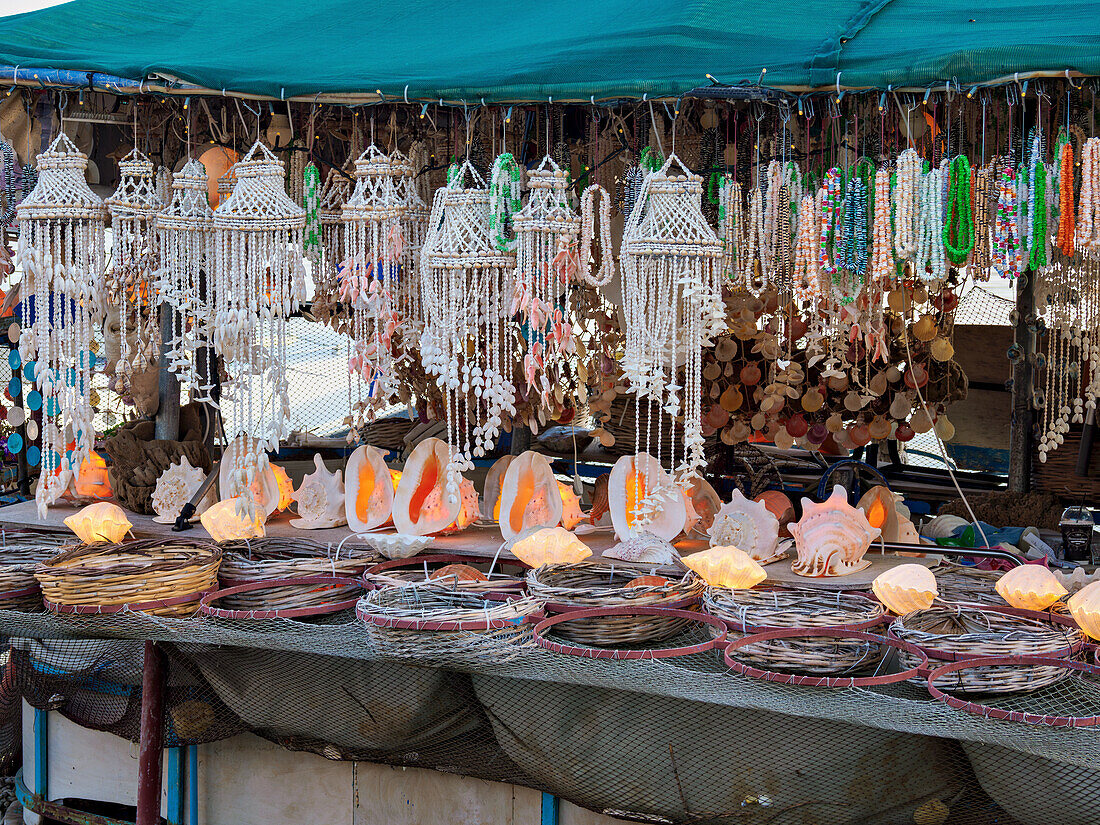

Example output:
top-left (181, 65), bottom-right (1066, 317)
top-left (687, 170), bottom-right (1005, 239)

top-left (947, 388), bottom-right (1011, 451)
top-left (953, 324), bottom-right (1013, 387)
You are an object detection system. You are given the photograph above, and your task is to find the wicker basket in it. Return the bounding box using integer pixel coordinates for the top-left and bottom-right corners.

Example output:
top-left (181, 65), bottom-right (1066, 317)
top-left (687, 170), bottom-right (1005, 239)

top-left (363, 554), bottom-right (528, 598)
top-left (889, 605), bottom-right (1084, 693)
top-left (35, 537), bottom-right (221, 617)
top-left (0, 528), bottom-right (77, 611)
top-left (356, 584), bottom-right (543, 662)
top-left (600, 396), bottom-right (719, 458)
top-left (359, 415), bottom-right (415, 453)
top-left (932, 562), bottom-right (1007, 606)
top-left (705, 587), bottom-right (889, 676)
top-left (201, 576), bottom-right (363, 619)
top-left (217, 537), bottom-right (378, 611)
top-left (526, 562), bottom-right (705, 647)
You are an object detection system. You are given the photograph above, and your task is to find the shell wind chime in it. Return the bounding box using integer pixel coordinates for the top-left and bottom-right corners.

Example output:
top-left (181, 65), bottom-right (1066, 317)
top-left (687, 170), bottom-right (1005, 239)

top-left (212, 141), bottom-right (306, 517)
top-left (618, 154), bottom-right (724, 523)
top-left (106, 149), bottom-right (163, 379)
top-left (419, 159), bottom-right (517, 501)
top-left (390, 148), bottom-right (429, 340)
top-left (315, 164), bottom-right (353, 299)
top-left (16, 132), bottom-right (107, 516)
top-left (340, 146), bottom-right (404, 429)
top-left (510, 156), bottom-right (580, 419)
top-left (156, 159), bottom-right (215, 402)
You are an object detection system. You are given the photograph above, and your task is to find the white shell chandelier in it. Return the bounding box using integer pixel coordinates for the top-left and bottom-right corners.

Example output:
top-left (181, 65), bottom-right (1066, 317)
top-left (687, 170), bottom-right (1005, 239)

top-left (619, 154), bottom-right (724, 517)
top-left (16, 132), bottom-right (107, 516)
top-left (510, 156), bottom-right (580, 414)
top-left (316, 164), bottom-right (352, 298)
top-left (212, 140), bottom-right (307, 515)
top-left (156, 158), bottom-right (215, 403)
top-left (105, 149), bottom-right (163, 378)
top-left (420, 159), bottom-right (517, 501)
top-left (340, 145), bottom-right (403, 428)
top-left (390, 148), bottom-right (429, 339)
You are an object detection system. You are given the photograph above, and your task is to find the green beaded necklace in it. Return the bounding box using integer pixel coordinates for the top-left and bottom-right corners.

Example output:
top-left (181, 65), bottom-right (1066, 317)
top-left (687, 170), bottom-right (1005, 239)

top-left (942, 155), bottom-right (974, 265)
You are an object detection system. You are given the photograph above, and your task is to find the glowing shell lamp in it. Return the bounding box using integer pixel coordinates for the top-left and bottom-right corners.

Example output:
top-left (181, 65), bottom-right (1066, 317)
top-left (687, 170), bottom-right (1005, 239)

top-left (271, 465), bottom-right (295, 512)
top-left (995, 564), bottom-right (1069, 612)
top-left (345, 445), bottom-right (396, 532)
top-left (682, 545), bottom-right (766, 590)
top-left (69, 450), bottom-right (113, 500)
top-left (509, 527), bottom-right (592, 568)
top-left (64, 501), bottom-right (131, 544)
top-left (498, 451), bottom-right (562, 540)
top-left (200, 497), bottom-right (266, 542)
top-left (871, 564), bottom-right (938, 615)
top-left (857, 485), bottom-right (920, 544)
top-left (1068, 581), bottom-right (1100, 640)
top-left (392, 438), bottom-right (459, 536)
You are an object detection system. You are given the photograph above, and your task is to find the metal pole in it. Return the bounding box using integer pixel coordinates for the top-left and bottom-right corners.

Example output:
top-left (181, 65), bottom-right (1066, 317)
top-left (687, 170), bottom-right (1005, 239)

top-left (155, 304), bottom-right (181, 441)
top-left (135, 641), bottom-right (167, 825)
top-left (1008, 268), bottom-right (1035, 492)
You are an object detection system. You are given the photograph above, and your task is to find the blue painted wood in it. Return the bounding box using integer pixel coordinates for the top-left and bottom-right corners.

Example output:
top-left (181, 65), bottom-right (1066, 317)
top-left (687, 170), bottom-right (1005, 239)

top-left (33, 708), bottom-right (47, 799)
top-left (540, 792), bottom-right (560, 825)
top-left (166, 748), bottom-right (183, 825)
top-left (187, 745), bottom-right (198, 825)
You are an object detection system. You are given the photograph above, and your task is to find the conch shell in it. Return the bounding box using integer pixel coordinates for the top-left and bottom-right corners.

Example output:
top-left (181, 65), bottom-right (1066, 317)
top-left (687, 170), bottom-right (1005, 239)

top-left (558, 481), bottom-right (586, 530)
top-left (789, 486), bottom-right (880, 577)
top-left (345, 445), bottom-right (395, 532)
top-left (439, 478), bottom-right (479, 534)
top-left (481, 455), bottom-right (514, 521)
top-left (498, 451), bottom-right (562, 540)
top-left (219, 437), bottom-right (280, 517)
top-left (291, 455), bottom-right (347, 529)
top-left (392, 438), bottom-right (459, 536)
top-left (152, 455), bottom-right (215, 524)
top-left (685, 476), bottom-right (722, 532)
top-left (708, 489), bottom-right (782, 563)
top-left (608, 453), bottom-right (687, 542)
top-left (604, 531), bottom-right (679, 565)
top-left (64, 501), bottom-right (132, 544)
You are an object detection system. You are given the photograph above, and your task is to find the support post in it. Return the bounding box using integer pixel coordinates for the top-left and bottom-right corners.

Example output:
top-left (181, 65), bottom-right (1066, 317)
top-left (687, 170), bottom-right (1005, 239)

top-left (187, 744), bottom-right (198, 825)
top-left (165, 747), bottom-right (183, 825)
top-left (540, 792), bottom-right (559, 825)
top-left (155, 304), bottom-right (181, 441)
top-left (136, 642), bottom-right (167, 825)
top-left (1008, 269), bottom-right (1035, 492)
top-left (32, 707), bottom-right (47, 798)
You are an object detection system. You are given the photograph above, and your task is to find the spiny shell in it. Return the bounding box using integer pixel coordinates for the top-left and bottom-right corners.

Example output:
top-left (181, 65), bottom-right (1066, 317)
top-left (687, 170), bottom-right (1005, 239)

top-left (291, 454), bottom-right (347, 529)
top-left (789, 486), bottom-right (879, 577)
top-left (152, 455), bottom-right (215, 524)
top-left (603, 531), bottom-right (679, 565)
top-left (708, 489), bottom-right (781, 563)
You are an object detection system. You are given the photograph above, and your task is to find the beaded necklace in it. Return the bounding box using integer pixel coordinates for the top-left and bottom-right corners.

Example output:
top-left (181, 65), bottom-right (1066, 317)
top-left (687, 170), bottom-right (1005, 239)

top-left (1056, 142), bottom-right (1076, 257)
top-left (1077, 137), bottom-right (1100, 254)
top-left (893, 148), bottom-right (920, 260)
top-left (942, 155), bottom-right (974, 266)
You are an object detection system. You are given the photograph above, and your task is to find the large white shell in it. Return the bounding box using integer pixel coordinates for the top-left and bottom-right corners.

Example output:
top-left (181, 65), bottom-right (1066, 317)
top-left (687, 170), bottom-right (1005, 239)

top-left (498, 451), bottom-right (563, 540)
top-left (603, 531), bottom-right (679, 565)
top-left (360, 533), bottom-right (432, 560)
top-left (291, 455), bottom-right (347, 529)
top-left (219, 436), bottom-right (280, 516)
top-left (708, 489), bottom-right (782, 563)
top-left (481, 455), bottom-right (514, 520)
top-left (789, 486), bottom-right (880, 577)
top-left (392, 438), bottom-right (459, 536)
top-left (608, 453), bottom-right (687, 542)
top-left (152, 455), bottom-right (215, 524)
top-left (345, 445), bottom-right (395, 532)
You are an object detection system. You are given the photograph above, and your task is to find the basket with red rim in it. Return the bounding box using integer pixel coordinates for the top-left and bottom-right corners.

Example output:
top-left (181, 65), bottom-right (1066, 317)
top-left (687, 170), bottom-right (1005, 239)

top-left (362, 553), bottom-right (528, 599)
top-left (704, 586), bottom-right (889, 676)
top-left (200, 576), bottom-right (364, 620)
top-left (533, 606), bottom-right (728, 660)
top-left (888, 604), bottom-right (1085, 694)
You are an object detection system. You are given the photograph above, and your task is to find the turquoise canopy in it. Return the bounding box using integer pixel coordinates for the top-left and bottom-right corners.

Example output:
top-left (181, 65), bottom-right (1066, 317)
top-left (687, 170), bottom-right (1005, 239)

top-left (0, 0), bottom-right (1096, 101)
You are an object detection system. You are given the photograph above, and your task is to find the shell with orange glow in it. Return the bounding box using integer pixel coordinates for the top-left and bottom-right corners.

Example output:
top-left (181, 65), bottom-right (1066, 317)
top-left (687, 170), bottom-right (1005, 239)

top-left (345, 445), bottom-right (396, 532)
top-left (271, 465), bottom-right (295, 512)
top-left (608, 453), bottom-right (687, 542)
top-left (481, 455), bottom-right (514, 521)
top-left (1068, 581), bottom-right (1100, 640)
top-left (872, 564), bottom-right (938, 614)
top-left (439, 478), bottom-right (479, 534)
top-left (558, 482), bottom-right (586, 530)
top-left (392, 438), bottom-right (459, 536)
top-left (686, 477), bottom-right (722, 532)
top-left (789, 486), bottom-right (880, 577)
top-left (498, 451), bottom-right (562, 541)
top-left (509, 526), bottom-right (592, 568)
top-left (67, 451), bottom-right (112, 500)
top-left (755, 490), bottom-right (795, 535)
top-left (219, 438), bottom-right (280, 517)
top-left (682, 545), bottom-right (766, 589)
top-left (857, 485), bottom-right (919, 544)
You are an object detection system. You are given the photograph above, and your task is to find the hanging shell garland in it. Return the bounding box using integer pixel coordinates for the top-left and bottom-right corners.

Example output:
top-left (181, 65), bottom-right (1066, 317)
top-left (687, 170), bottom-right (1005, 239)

top-left (291, 455), bottom-right (347, 529)
top-left (17, 132), bottom-right (107, 516)
top-left (151, 455), bottom-right (214, 524)
top-left (708, 489), bottom-right (783, 563)
top-left (608, 452), bottom-right (687, 542)
top-left (789, 486), bottom-right (880, 577)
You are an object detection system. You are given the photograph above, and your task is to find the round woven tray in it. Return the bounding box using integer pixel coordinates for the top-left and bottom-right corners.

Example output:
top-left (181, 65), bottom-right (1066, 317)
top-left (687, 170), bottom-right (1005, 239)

top-left (932, 562), bottom-right (1007, 606)
top-left (217, 537), bottom-right (378, 611)
top-left (0, 529), bottom-right (75, 611)
top-left (889, 605), bottom-right (1084, 694)
top-left (534, 606), bottom-right (728, 659)
top-left (526, 562), bottom-right (705, 647)
top-left (363, 554), bottom-right (528, 599)
top-left (358, 416), bottom-right (414, 452)
top-left (200, 576), bottom-right (363, 620)
top-left (724, 629), bottom-right (929, 687)
top-left (927, 656), bottom-right (1100, 726)
top-left (356, 585), bottom-right (543, 662)
top-left (36, 537), bottom-right (221, 618)
top-left (704, 587), bottom-right (888, 676)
